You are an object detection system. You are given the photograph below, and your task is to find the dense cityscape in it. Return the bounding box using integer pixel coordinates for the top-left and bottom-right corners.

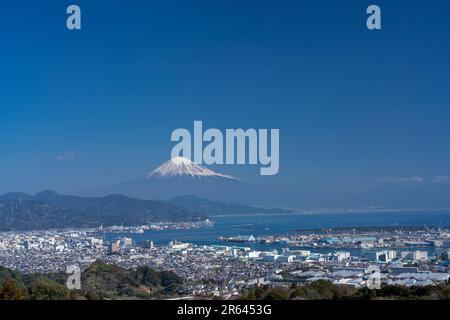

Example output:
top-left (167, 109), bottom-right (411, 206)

top-left (1, 223), bottom-right (450, 299)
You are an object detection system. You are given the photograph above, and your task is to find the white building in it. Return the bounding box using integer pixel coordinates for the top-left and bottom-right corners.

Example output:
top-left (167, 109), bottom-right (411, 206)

top-left (369, 250), bottom-right (397, 262)
top-left (247, 251), bottom-right (261, 259)
top-left (109, 240), bottom-right (121, 253)
top-left (169, 240), bottom-right (190, 250)
top-left (401, 250), bottom-right (428, 262)
top-left (122, 237), bottom-right (133, 246)
top-left (413, 251), bottom-right (428, 262)
top-left (334, 251), bottom-right (351, 262)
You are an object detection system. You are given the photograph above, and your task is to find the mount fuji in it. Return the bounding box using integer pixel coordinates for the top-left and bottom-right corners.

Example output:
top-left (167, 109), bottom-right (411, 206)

top-left (109, 157), bottom-right (245, 201)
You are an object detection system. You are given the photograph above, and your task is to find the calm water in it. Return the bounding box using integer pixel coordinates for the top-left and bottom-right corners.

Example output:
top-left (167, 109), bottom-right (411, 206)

top-left (105, 211), bottom-right (450, 255)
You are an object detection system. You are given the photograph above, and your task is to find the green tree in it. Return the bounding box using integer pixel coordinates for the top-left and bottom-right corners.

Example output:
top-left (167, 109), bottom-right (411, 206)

top-left (264, 288), bottom-right (289, 300)
top-left (28, 277), bottom-right (70, 300)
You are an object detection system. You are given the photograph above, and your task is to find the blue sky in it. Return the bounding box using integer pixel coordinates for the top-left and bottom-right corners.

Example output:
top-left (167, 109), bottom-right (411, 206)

top-left (1, 1), bottom-right (449, 205)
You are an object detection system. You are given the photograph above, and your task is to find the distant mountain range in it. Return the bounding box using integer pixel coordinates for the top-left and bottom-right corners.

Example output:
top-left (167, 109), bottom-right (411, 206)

top-left (170, 195), bottom-right (292, 216)
top-left (108, 157), bottom-right (450, 209)
top-left (0, 191), bottom-right (203, 231)
top-left (0, 190), bottom-right (293, 231)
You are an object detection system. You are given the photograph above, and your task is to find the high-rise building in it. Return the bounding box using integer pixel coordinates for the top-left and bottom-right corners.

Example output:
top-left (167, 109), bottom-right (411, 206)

top-left (109, 240), bottom-right (121, 253)
top-left (369, 250), bottom-right (397, 262)
top-left (122, 237), bottom-right (133, 246)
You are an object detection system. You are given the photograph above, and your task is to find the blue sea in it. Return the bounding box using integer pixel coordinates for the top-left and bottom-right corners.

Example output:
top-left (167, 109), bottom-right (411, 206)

top-left (105, 211), bottom-right (450, 255)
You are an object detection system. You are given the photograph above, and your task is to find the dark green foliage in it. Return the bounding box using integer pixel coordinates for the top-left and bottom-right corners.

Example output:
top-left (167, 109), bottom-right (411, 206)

top-left (0, 266), bottom-right (23, 285)
top-left (239, 286), bottom-right (268, 300)
top-left (354, 287), bottom-right (378, 300)
top-left (264, 288), bottom-right (290, 300)
top-left (240, 281), bottom-right (450, 300)
top-left (0, 279), bottom-right (28, 300)
top-left (290, 280), bottom-right (338, 300)
top-left (159, 270), bottom-right (183, 293)
top-left (136, 266), bottom-right (161, 287)
top-left (28, 277), bottom-right (70, 300)
top-left (0, 262), bottom-right (184, 300)
top-left (75, 262), bottom-right (183, 299)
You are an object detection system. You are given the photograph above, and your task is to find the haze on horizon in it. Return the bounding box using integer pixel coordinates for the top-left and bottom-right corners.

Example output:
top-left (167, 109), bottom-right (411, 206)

top-left (1, 1), bottom-right (449, 208)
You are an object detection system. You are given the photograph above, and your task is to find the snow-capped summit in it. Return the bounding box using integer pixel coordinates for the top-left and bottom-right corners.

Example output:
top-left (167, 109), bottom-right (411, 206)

top-left (146, 157), bottom-right (237, 180)
top-left (108, 157), bottom-right (243, 201)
